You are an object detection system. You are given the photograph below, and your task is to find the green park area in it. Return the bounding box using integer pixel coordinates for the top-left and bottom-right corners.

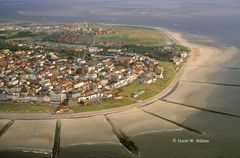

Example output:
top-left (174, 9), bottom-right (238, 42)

top-left (0, 25), bottom-right (167, 47)
top-left (44, 24), bottom-right (166, 46)
top-left (0, 102), bottom-right (52, 112)
top-left (0, 30), bottom-right (45, 41)
top-left (95, 25), bottom-right (166, 46)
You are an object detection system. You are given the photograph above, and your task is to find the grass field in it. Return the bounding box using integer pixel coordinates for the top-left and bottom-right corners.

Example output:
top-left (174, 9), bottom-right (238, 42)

top-left (0, 102), bottom-right (52, 112)
top-left (44, 25), bottom-right (166, 46)
top-left (73, 61), bottom-right (177, 113)
top-left (72, 98), bottom-right (136, 113)
top-left (0, 25), bottom-right (167, 46)
top-left (95, 25), bottom-right (166, 46)
top-left (46, 33), bottom-right (94, 45)
top-left (119, 62), bottom-right (176, 100)
top-left (0, 30), bottom-right (45, 41)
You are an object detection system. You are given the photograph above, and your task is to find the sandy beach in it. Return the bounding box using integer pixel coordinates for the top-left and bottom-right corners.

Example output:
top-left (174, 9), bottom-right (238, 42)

top-left (107, 108), bottom-right (180, 136)
top-left (0, 119), bottom-right (10, 131)
top-left (0, 120), bottom-right (56, 153)
top-left (165, 30), bottom-right (240, 115)
top-left (61, 116), bottom-right (119, 147)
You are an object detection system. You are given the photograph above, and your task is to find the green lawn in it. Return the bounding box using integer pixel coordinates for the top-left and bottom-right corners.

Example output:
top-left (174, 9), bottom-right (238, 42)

top-left (120, 62), bottom-right (176, 101)
top-left (46, 33), bottom-right (94, 45)
top-left (95, 25), bottom-right (166, 46)
top-left (72, 98), bottom-right (136, 113)
top-left (45, 25), bottom-right (166, 46)
top-left (0, 102), bottom-right (52, 112)
top-left (0, 30), bottom-right (45, 41)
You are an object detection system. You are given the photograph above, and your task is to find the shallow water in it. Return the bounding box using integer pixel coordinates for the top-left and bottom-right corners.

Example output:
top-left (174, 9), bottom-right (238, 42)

top-left (0, 150), bottom-right (51, 158)
top-left (55, 107), bottom-right (240, 158)
top-left (135, 108), bottom-right (240, 158)
top-left (59, 144), bottom-right (132, 158)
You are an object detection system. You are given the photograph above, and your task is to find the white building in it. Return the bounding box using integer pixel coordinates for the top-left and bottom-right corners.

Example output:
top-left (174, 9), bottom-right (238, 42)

top-left (78, 92), bottom-right (104, 102)
top-left (74, 82), bottom-right (85, 89)
top-left (50, 93), bottom-right (66, 103)
top-left (181, 51), bottom-right (189, 58)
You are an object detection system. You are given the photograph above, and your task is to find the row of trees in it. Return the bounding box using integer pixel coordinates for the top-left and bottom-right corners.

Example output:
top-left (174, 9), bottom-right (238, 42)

top-left (123, 44), bottom-right (190, 61)
top-left (0, 40), bottom-right (86, 60)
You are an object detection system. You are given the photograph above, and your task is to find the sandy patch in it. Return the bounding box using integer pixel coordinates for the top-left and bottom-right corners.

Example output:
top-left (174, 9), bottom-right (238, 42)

top-left (168, 31), bottom-right (239, 70)
top-left (141, 100), bottom-right (197, 123)
top-left (182, 67), bottom-right (240, 85)
top-left (165, 29), bottom-right (240, 116)
top-left (0, 120), bottom-right (56, 153)
top-left (165, 81), bottom-right (216, 107)
top-left (165, 81), bottom-right (240, 115)
top-left (0, 119), bottom-right (10, 131)
top-left (61, 116), bottom-right (119, 147)
top-left (107, 108), bottom-right (180, 137)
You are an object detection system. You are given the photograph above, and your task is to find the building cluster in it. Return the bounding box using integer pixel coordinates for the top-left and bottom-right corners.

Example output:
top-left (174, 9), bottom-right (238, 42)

top-left (163, 46), bottom-right (190, 65)
top-left (0, 47), bottom-right (163, 105)
top-left (0, 22), bottom-right (114, 36)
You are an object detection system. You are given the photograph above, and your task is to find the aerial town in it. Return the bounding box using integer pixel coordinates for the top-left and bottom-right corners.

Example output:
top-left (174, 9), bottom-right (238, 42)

top-left (0, 1), bottom-right (239, 158)
top-left (0, 22), bottom-right (190, 111)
